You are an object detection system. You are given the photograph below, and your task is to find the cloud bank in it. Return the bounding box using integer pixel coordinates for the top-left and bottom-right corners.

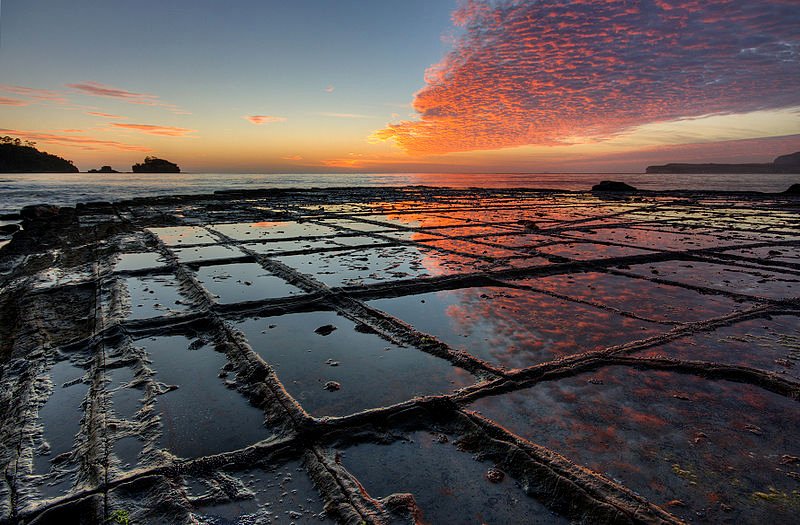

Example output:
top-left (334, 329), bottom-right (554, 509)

top-left (0, 128), bottom-right (151, 152)
top-left (68, 81), bottom-right (187, 114)
top-left (377, 0), bottom-right (800, 154)
top-left (88, 111), bottom-right (126, 119)
top-left (111, 123), bottom-right (196, 137)
top-left (0, 85), bottom-right (67, 104)
top-left (0, 97), bottom-right (28, 106)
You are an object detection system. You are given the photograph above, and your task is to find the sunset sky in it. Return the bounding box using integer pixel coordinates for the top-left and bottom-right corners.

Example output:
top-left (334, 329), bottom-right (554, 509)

top-left (1, 0), bottom-right (798, 173)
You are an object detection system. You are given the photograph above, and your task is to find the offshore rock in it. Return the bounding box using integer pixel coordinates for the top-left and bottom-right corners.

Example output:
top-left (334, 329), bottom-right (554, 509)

top-left (592, 180), bottom-right (638, 192)
top-left (132, 156), bottom-right (180, 173)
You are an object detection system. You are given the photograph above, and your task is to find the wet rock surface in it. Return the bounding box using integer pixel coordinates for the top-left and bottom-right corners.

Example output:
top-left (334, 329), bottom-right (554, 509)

top-left (0, 186), bottom-right (798, 524)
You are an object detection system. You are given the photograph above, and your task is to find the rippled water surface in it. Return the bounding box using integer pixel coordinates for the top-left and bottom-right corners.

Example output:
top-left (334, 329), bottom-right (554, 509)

top-left (2, 171), bottom-right (798, 214)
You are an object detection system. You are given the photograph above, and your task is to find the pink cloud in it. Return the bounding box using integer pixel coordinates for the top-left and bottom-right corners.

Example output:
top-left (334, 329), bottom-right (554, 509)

top-left (67, 81), bottom-right (188, 114)
top-left (0, 128), bottom-right (151, 152)
top-left (88, 111), bottom-right (126, 119)
top-left (0, 85), bottom-right (67, 104)
top-left (244, 115), bottom-right (287, 125)
top-left (0, 97), bottom-right (28, 106)
top-left (111, 123), bottom-right (196, 137)
top-left (324, 85), bottom-right (335, 93)
top-left (378, 0), bottom-right (800, 155)
top-left (68, 81), bottom-right (158, 102)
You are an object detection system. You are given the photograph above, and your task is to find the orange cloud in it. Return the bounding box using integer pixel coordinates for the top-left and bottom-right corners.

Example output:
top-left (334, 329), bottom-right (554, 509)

top-left (0, 128), bottom-right (151, 152)
top-left (88, 111), bottom-right (126, 119)
top-left (245, 115), bottom-right (287, 125)
top-left (111, 123), bottom-right (196, 137)
top-left (0, 97), bottom-right (28, 106)
top-left (282, 155), bottom-right (303, 161)
top-left (378, 0), bottom-right (800, 155)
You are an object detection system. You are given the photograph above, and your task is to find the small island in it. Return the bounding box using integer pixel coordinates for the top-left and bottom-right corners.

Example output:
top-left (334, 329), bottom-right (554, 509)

top-left (87, 165), bottom-right (119, 173)
top-left (132, 156), bottom-right (181, 173)
top-left (0, 136), bottom-right (79, 173)
top-left (646, 151), bottom-right (800, 174)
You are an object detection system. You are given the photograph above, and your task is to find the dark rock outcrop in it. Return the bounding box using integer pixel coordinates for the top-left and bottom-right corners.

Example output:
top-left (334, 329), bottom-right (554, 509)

top-left (20, 204), bottom-right (62, 221)
top-left (87, 165), bottom-right (119, 173)
top-left (782, 183), bottom-right (800, 195)
top-left (132, 157), bottom-right (180, 173)
top-left (0, 142), bottom-right (78, 173)
top-left (592, 181), bottom-right (637, 192)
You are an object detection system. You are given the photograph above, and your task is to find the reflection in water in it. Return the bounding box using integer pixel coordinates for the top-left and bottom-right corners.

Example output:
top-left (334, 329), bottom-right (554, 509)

top-left (188, 459), bottom-right (333, 524)
top-left (471, 367), bottom-right (800, 524)
top-left (515, 271), bottom-right (750, 323)
top-left (626, 260), bottom-right (800, 299)
top-left (143, 336), bottom-right (269, 459)
top-left (194, 262), bottom-right (302, 303)
top-left (342, 430), bottom-right (568, 525)
top-left (147, 226), bottom-right (217, 246)
top-left (212, 221), bottom-right (338, 241)
top-left (123, 275), bottom-right (188, 320)
top-left (35, 360), bottom-right (87, 476)
top-left (635, 315), bottom-right (800, 381)
top-left (233, 311), bottom-right (473, 417)
top-left (369, 287), bottom-right (662, 370)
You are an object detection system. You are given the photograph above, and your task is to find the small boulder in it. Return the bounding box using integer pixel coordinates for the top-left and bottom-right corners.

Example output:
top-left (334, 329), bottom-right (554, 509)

top-left (20, 204), bottom-right (60, 220)
top-left (592, 180), bottom-right (637, 192)
top-left (485, 468), bottom-right (505, 483)
top-left (314, 324), bottom-right (337, 336)
top-left (323, 381), bottom-right (341, 391)
top-left (0, 224), bottom-right (20, 234)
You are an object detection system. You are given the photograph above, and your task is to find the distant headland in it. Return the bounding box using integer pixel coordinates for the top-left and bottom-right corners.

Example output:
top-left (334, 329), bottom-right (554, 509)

top-left (0, 136), bottom-right (181, 173)
top-left (0, 136), bottom-right (78, 173)
top-left (646, 151), bottom-right (800, 174)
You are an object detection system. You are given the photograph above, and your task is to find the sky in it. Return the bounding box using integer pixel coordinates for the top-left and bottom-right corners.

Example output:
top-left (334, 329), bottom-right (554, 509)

top-left (0, 0), bottom-right (798, 173)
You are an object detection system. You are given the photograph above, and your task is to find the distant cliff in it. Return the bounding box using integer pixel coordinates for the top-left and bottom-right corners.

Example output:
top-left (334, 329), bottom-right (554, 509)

top-left (0, 137), bottom-right (78, 173)
top-left (646, 151), bottom-right (800, 174)
top-left (132, 156), bottom-right (180, 173)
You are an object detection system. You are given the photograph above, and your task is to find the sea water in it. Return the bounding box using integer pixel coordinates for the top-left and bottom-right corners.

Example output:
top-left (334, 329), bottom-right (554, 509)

top-left (1, 171), bottom-right (797, 215)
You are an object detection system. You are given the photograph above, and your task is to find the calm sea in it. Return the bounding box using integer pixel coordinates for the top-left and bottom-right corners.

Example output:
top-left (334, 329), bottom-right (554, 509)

top-left (0, 172), bottom-right (797, 215)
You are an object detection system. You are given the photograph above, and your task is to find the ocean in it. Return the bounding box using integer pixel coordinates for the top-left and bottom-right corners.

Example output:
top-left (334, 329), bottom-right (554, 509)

top-left (0, 172), bottom-right (798, 215)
